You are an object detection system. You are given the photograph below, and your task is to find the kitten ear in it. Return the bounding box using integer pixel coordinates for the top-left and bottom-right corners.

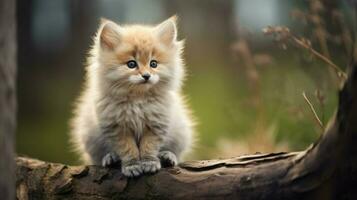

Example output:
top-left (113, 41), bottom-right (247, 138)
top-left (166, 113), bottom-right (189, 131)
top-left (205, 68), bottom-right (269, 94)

top-left (99, 19), bottom-right (122, 50)
top-left (155, 16), bottom-right (178, 46)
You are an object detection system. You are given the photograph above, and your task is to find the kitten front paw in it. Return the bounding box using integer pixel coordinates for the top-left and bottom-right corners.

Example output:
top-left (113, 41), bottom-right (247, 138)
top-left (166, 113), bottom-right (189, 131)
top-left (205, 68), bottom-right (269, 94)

top-left (121, 160), bottom-right (143, 177)
top-left (141, 156), bottom-right (161, 174)
top-left (102, 152), bottom-right (120, 167)
top-left (158, 151), bottom-right (177, 167)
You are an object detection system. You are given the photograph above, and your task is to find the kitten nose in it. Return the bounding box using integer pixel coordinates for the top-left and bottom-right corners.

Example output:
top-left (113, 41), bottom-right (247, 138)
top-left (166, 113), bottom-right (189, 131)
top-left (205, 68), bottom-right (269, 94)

top-left (142, 73), bottom-right (151, 81)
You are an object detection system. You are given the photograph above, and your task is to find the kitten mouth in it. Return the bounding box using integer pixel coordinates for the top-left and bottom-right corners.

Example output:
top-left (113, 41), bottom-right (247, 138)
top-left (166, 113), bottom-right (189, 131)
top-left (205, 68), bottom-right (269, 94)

top-left (139, 80), bottom-right (151, 84)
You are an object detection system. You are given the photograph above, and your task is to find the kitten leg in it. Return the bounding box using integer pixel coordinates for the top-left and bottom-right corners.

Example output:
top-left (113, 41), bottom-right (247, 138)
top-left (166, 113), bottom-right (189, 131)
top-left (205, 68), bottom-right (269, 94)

top-left (139, 131), bottom-right (162, 173)
top-left (102, 152), bottom-right (120, 167)
top-left (116, 133), bottom-right (142, 177)
top-left (84, 131), bottom-right (121, 167)
top-left (158, 151), bottom-right (177, 167)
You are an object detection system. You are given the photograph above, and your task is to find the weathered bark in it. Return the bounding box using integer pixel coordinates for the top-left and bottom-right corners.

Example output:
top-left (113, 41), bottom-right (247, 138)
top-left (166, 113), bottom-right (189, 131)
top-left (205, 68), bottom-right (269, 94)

top-left (15, 63), bottom-right (357, 199)
top-left (0, 0), bottom-right (17, 200)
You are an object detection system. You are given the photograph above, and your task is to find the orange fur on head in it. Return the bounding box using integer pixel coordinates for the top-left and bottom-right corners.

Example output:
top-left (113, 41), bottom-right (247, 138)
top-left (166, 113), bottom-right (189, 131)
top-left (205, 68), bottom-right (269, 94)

top-left (92, 16), bottom-right (183, 95)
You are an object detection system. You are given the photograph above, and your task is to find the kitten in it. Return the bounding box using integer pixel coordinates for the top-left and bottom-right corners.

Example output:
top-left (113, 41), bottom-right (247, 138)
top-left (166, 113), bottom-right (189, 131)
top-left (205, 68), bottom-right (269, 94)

top-left (70, 16), bottom-right (194, 177)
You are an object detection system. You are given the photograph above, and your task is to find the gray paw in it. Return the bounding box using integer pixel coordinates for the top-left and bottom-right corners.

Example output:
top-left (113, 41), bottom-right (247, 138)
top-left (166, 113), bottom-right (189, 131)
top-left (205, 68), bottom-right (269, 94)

top-left (121, 160), bottom-right (143, 177)
top-left (158, 151), bottom-right (177, 167)
top-left (141, 156), bottom-right (161, 173)
top-left (102, 152), bottom-right (120, 167)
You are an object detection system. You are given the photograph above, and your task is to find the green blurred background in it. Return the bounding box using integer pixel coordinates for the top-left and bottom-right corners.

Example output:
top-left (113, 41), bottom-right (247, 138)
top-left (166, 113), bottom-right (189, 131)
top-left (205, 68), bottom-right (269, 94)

top-left (16, 0), bottom-right (356, 165)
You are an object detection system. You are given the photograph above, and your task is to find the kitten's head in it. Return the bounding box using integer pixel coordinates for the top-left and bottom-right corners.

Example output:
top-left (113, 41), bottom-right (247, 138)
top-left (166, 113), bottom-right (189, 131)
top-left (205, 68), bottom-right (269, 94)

top-left (93, 16), bottom-right (184, 94)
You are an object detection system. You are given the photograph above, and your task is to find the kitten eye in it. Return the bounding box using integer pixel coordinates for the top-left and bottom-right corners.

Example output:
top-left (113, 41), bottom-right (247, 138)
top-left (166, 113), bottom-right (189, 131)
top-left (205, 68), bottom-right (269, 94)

top-left (127, 60), bottom-right (137, 69)
top-left (150, 60), bottom-right (158, 68)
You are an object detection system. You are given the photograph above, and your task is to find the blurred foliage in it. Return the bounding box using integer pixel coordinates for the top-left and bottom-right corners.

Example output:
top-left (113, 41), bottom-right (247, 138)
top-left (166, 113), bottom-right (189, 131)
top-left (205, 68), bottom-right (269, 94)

top-left (16, 0), bottom-right (355, 165)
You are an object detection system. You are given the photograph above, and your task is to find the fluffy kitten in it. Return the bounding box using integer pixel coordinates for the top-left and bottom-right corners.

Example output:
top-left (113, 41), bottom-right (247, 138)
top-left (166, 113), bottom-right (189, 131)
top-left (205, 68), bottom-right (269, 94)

top-left (70, 16), bottom-right (194, 177)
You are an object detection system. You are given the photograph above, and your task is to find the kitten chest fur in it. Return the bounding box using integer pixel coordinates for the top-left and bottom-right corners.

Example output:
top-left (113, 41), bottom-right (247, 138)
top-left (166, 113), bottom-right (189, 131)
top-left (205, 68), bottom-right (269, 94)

top-left (96, 92), bottom-right (170, 140)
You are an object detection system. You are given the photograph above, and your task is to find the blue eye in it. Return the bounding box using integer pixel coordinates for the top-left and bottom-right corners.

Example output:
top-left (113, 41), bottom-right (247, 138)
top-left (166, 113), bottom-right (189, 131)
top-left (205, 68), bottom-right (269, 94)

top-left (127, 60), bottom-right (137, 69)
top-left (150, 60), bottom-right (158, 68)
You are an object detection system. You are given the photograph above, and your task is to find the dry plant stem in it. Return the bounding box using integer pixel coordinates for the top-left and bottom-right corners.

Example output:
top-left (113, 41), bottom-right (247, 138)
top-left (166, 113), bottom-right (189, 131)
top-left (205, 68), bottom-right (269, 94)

top-left (302, 91), bottom-right (324, 130)
top-left (315, 89), bottom-right (325, 125)
top-left (291, 35), bottom-right (347, 82)
top-left (263, 25), bottom-right (346, 84)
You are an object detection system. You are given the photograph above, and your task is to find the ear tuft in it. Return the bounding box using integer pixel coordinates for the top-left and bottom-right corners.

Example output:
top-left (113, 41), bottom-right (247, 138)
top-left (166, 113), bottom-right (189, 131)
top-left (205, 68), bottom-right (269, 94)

top-left (100, 17), bottom-right (110, 25)
top-left (155, 16), bottom-right (178, 46)
top-left (99, 20), bottom-right (121, 50)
